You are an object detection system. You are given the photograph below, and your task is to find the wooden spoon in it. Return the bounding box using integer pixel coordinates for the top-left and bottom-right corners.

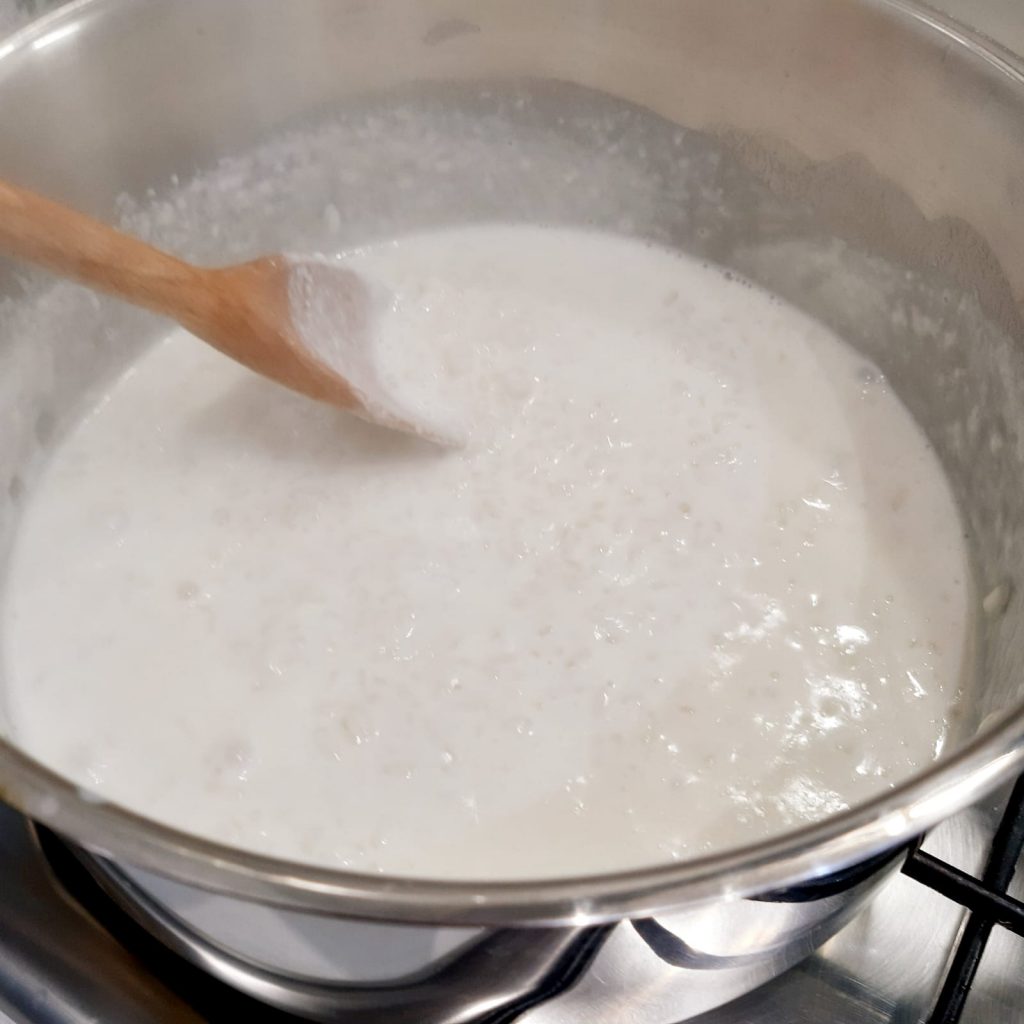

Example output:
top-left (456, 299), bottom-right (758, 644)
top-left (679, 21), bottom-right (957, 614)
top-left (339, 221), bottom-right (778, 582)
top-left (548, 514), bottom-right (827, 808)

top-left (0, 178), bottom-right (449, 442)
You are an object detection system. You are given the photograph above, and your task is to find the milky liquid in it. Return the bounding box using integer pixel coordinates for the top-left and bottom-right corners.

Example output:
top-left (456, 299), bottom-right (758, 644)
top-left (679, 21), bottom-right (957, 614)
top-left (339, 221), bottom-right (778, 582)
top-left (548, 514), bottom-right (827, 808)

top-left (2, 225), bottom-right (971, 880)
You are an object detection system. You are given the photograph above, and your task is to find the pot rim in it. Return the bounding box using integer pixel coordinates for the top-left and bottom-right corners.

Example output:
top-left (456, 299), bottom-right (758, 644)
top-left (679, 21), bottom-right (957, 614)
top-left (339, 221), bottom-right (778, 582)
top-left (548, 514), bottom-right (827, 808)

top-left (1, 0), bottom-right (1023, 927)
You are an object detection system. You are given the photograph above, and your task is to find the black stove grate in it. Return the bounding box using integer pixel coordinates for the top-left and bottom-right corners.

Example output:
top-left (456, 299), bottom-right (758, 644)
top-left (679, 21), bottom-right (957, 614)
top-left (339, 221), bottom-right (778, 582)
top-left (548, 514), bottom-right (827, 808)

top-left (902, 773), bottom-right (1024, 1024)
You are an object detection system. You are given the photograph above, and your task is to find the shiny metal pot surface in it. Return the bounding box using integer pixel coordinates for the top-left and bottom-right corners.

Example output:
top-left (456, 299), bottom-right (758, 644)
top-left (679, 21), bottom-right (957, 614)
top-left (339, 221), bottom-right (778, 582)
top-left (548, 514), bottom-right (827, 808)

top-left (2, 1), bottom-right (1024, 1020)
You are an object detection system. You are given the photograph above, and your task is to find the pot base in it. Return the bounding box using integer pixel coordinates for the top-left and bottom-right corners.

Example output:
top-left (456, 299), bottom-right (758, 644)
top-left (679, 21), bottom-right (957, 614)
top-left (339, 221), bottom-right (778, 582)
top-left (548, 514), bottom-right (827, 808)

top-left (47, 829), bottom-right (898, 1023)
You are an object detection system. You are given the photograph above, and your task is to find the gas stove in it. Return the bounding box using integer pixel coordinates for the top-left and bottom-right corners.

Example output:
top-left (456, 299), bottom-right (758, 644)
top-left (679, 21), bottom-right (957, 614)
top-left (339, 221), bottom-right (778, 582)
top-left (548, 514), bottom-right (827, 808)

top-left (0, 779), bottom-right (1022, 1023)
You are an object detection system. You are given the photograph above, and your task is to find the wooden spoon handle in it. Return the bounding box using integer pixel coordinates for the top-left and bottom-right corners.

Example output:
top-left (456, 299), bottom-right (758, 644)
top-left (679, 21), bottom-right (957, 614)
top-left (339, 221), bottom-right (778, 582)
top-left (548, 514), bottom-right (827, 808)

top-left (0, 178), bottom-right (210, 322)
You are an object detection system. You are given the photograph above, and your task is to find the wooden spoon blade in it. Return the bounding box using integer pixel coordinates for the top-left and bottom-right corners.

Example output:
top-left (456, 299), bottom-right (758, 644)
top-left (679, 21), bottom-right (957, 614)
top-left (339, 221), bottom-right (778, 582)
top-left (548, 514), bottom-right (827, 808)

top-left (286, 256), bottom-right (467, 447)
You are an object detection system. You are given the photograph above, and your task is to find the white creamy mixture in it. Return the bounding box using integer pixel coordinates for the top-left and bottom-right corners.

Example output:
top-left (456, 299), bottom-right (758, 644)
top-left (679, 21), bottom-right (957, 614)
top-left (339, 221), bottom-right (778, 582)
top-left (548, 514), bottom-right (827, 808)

top-left (2, 225), bottom-right (970, 880)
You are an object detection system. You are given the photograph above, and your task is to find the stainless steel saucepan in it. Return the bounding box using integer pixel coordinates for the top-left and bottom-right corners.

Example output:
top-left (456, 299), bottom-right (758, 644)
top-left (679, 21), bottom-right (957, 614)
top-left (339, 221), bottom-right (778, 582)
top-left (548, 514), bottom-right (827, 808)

top-left (2, 1), bottom-right (1024, 1021)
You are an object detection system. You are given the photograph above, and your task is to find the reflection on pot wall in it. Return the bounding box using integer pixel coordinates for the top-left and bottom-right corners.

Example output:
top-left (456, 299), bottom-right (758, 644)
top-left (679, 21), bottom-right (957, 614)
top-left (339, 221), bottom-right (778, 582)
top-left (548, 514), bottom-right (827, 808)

top-left (0, 0), bottom-right (62, 36)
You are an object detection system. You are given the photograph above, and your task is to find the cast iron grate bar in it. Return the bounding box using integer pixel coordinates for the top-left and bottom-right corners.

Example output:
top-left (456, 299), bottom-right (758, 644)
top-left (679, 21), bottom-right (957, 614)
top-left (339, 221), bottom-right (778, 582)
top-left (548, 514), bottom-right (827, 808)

top-left (903, 851), bottom-right (1024, 938)
top-left (902, 772), bottom-right (1024, 1024)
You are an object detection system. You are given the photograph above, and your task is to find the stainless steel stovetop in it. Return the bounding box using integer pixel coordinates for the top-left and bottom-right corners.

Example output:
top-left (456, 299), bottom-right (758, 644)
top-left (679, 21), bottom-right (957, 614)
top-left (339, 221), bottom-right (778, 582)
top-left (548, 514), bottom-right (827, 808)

top-left (2, 1), bottom-right (1024, 1022)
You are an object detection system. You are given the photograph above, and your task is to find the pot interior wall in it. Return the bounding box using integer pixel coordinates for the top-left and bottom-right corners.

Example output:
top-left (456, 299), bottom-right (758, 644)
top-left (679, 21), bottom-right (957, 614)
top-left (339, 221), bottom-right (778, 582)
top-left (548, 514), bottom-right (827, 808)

top-left (1, 0), bottom-right (1023, 775)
